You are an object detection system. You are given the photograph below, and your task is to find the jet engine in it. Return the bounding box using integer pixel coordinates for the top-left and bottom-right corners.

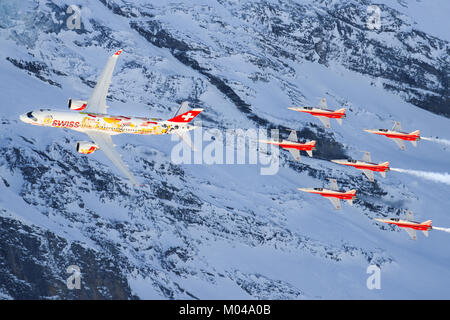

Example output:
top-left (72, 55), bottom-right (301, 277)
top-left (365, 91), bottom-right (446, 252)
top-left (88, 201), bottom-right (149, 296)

top-left (68, 99), bottom-right (87, 111)
top-left (76, 141), bottom-right (99, 154)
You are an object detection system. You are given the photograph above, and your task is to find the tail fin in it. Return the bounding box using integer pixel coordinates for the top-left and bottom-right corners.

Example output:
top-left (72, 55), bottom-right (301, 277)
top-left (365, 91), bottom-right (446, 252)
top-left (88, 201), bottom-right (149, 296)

top-left (335, 108), bottom-right (346, 115)
top-left (168, 105), bottom-right (203, 123)
top-left (422, 220), bottom-right (432, 226)
top-left (410, 130), bottom-right (420, 136)
top-left (380, 161), bottom-right (389, 167)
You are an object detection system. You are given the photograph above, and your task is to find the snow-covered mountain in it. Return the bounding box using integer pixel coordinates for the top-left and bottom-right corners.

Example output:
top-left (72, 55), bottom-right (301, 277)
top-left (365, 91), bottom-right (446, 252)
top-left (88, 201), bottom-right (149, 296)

top-left (0, 0), bottom-right (449, 299)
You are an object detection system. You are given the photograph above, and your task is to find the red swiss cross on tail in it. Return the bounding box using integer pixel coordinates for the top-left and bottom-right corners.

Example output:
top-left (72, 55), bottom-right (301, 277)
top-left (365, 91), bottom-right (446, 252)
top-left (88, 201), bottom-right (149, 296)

top-left (168, 107), bottom-right (203, 123)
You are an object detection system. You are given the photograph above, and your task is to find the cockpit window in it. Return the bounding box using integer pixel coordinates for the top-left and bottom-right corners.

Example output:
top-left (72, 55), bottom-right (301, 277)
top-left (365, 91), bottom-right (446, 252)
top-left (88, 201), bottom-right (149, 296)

top-left (27, 112), bottom-right (37, 121)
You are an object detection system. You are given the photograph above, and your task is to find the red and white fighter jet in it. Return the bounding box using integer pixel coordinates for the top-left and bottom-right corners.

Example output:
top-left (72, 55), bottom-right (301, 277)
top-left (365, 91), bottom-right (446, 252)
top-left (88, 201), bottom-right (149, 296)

top-left (259, 130), bottom-right (316, 162)
top-left (288, 98), bottom-right (346, 128)
top-left (375, 211), bottom-right (432, 240)
top-left (331, 152), bottom-right (389, 182)
top-left (298, 179), bottom-right (356, 210)
top-left (364, 121), bottom-right (420, 150)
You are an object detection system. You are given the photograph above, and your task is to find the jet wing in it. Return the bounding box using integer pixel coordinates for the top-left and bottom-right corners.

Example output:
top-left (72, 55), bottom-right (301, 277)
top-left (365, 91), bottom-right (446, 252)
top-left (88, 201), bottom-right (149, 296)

top-left (288, 149), bottom-right (301, 161)
top-left (392, 121), bottom-right (402, 132)
top-left (316, 116), bottom-right (330, 128)
top-left (327, 197), bottom-right (341, 210)
top-left (362, 151), bottom-right (372, 163)
top-left (392, 138), bottom-right (406, 150)
top-left (404, 228), bottom-right (417, 240)
top-left (287, 130), bottom-right (298, 142)
top-left (328, 179), bottom-right (339, 191)
top-left (406, 210), bottom-right (414, 220)
top-left (362, 169), bottom-right (374, 182)
top-left (86, 131), bottom-right (138, 185)
top-left (318, 98), bottom-right (327, 109)
top-left (85, 50), bottom-right (122, 114)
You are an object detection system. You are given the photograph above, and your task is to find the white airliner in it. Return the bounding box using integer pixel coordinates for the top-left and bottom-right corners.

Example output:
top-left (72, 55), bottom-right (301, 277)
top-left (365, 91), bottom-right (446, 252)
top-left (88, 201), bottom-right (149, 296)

top-left (20, 50), bottom-right (203, 185)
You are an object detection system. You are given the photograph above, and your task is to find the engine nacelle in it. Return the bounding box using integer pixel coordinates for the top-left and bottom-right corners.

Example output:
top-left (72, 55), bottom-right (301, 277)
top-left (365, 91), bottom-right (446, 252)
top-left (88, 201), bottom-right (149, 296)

top-left (76, 141), bottom-right (99, 154)
top-left (68, 99), bottom-right (87, 111)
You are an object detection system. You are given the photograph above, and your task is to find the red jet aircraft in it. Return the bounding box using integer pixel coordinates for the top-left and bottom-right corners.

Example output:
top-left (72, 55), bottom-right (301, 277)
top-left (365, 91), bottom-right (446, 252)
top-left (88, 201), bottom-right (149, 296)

top-left (259, 130), bottom-right (316, 162)
top-left (331, 152), bottom-right (389, 182)
top-left (288, 98), bottom-right (346, 128)
top-left (298, 179), bottom-right (356, 210)
top-left (375, 211), bottom-right (432, 240)
top-left (364, 121), bottom-right (420, 150)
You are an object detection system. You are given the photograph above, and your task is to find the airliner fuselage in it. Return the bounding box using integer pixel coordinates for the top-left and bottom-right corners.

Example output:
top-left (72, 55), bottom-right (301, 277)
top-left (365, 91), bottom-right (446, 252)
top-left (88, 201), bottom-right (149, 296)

top-left (20, 109), bottom-right (195, 136)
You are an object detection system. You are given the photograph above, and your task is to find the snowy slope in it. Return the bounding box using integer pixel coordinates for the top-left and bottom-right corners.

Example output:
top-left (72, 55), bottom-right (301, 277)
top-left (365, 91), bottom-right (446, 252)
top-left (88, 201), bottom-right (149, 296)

top-left (0, 0), bottom-right (449, 299)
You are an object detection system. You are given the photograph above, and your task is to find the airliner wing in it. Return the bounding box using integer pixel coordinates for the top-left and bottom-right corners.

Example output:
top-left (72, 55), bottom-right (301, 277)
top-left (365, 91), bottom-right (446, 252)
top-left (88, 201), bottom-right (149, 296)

top-left (404, 228), bottom-right (417, 240)
top-left (86, 131), bottom-right (138, 185)
top-left (362, 169), bottom-right (374, 182)
top-left (85, 50), bottom-right (123, 114)
top-left (392, 138), bottom-right (406, 150)
top-left (328, 197), bottom-right (341, 210)
top-left (316, 116), bottom-right (330, 128)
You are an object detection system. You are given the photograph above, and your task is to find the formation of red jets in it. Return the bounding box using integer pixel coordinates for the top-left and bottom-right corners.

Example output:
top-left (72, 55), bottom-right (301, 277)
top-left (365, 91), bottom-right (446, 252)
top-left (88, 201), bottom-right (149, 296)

top-left (260, 98), bottom-right (431, 240)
